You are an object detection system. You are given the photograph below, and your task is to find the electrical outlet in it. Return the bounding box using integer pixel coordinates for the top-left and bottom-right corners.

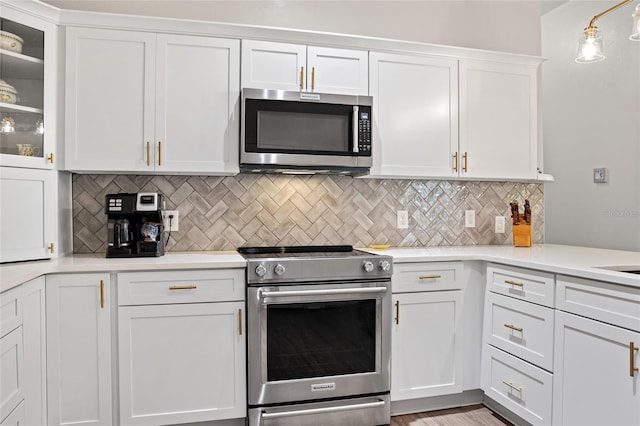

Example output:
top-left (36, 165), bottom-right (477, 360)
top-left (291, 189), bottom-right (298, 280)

top-left (465, 210), bottom-right (476, 228)
top-left (495, 216), bottom-right (506, 233)
top-left (397, 210), bottom-right (409, 229)
top-left (162, 210), bottom-right (179, 232)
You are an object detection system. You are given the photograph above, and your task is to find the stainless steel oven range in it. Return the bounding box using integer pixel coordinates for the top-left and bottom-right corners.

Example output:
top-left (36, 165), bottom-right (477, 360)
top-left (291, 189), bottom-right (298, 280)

top-left (238, 245), bottom-right (393, 426)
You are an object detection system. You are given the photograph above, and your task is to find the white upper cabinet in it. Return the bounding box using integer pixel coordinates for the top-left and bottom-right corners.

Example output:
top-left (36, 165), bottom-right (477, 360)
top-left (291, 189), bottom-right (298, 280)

top-left (0, 167), bottom-right (56, 263)
top-left (0, 6), bottom-right (57, 169)
top-left (242, 40), bottom-right (368, 95)
top-left (369, 52), bottom-right (458, 178)
top-left (459, 60), bottom-right (538, 180)
top-left (64, 27), bottom-right (240, 175)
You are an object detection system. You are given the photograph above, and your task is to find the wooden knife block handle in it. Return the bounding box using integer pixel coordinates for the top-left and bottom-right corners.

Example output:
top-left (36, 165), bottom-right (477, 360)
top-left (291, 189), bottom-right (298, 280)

top-left (512, 214), bottom-right (532, 247)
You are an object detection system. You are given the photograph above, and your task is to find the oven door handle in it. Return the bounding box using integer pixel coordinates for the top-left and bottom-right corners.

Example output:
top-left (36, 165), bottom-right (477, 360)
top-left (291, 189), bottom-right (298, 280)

top-left (261, 399), bottom-right (386, 420)
top-left (259, 287), bottom-right (388, 298)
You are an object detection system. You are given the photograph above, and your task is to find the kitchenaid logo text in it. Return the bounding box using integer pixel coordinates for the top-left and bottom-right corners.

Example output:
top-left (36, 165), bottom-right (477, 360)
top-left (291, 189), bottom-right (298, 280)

top-left (311, 383), bottom-right (336, 392)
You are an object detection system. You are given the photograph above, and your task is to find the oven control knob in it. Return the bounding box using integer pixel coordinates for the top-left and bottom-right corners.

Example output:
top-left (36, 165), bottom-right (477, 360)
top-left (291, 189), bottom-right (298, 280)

top-left (363, 261), bottom-right (374, 273)
top-left (274, 264), bottom-right (286, 276)
top-left (255, 264), bottom-right (267, 277)
top-left (378, 260), bottom-right (391, 272)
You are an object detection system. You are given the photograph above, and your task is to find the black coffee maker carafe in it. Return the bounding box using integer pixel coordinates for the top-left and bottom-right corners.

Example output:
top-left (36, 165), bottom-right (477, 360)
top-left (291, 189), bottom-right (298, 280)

top-left (105, 193), bottom-right (165, 258)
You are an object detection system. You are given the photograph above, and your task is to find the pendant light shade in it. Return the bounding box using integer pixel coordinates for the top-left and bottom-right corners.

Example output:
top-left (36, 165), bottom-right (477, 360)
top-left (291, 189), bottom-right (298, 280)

top-left (575, 0), bottom-right (639, 63)
top-left (576, 27), bottom-right (605, 63)
top-left (631, 4), bottom-right (640, 40)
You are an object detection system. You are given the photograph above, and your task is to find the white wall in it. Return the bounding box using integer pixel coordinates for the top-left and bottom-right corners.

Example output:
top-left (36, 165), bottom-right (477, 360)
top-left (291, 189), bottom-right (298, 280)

top-left (41, 0), bottom-right (542, 55)
top-left (542, 1), bottom-right (640, 251)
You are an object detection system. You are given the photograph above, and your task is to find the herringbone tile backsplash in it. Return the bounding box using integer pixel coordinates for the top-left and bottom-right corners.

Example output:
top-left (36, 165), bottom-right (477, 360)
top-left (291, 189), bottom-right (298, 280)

top-left (72, 174), bottom-right (544, 253)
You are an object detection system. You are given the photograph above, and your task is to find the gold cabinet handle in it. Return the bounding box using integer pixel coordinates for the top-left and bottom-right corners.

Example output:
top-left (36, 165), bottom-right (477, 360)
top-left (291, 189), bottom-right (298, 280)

top-left (146, 141), bottom-right (150, 166)
top-left (394, 300), bottom-right (399, 325)
top-left (157, 141), bottom-right (162, 166)
top-left (47, 153), bottom-right (54, 163)
top-left (419, 275), bottom-right (442, 280)
top-left (505, 279), bottom-right (524, 287)
top-left (502, 381), bottom-right (522, 392)
top-left (631, 341), bottom-right (639, 377)
top-left (463, 151), bottom-right (468, 172)
top-left (238, 308), bottom-right (243, 336)
top-left (100, 280), bottom-right (105, 309)
top-left (453, 152), bottom-right (458, 173)
top-left (169, 285), bottom-right (197, 290)
top-left (48, 243), bottom-right (54, 253)
top-left (300, 66), bottom-right (304, 90)
top-left (504, 323), bottom-right (524, 333)
top-left (311, 66), bottom-right (316, 90)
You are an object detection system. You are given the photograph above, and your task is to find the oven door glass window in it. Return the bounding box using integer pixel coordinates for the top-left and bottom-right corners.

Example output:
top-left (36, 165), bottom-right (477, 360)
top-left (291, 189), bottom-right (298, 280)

top-left (266, 299), bottom-right (376, 381)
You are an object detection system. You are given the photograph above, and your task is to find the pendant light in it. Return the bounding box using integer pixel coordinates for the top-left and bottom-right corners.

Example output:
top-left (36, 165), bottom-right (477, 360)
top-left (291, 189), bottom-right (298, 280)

top-left (576, 0), bottom-right (640, 64)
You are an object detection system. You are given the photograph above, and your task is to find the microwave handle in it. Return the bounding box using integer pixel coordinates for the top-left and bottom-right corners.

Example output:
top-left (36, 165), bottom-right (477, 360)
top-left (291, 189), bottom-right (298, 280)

top-left (353, 106), bottom-right (359, 153)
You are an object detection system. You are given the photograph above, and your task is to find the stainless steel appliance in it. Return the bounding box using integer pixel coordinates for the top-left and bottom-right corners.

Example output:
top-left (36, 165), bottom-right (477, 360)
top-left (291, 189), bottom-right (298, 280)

top-left (241, 89), bottom-right (373, 176)
top-left (105, 192), bottom-right (164, 258)
top-left (238, 245), bottom-right (392, 426)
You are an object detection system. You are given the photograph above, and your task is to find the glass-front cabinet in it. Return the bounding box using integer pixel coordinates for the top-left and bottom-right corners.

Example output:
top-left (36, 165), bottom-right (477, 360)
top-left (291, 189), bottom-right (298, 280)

top-left (0, 6), bottom-right (56, 169)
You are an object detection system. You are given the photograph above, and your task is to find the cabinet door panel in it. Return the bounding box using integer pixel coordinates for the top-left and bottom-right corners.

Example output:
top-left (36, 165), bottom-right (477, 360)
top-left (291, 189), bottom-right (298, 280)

top-left (241, 40), bottom-right (306, 91)
top-left (0, 167), bottom-right (55, 262)
top-left (391, 291), bottom-right (463, 400)
top-left (46, 273), bottom-right (112, 426)
top-left (118, 302), bottom-right (246, 425)
top-left (553, 311), bottom-right (640, 426)
top-left (307, 46), bottom-right (368, 95)
top-left (155, 35), bottom-right (239, 174)
top-left (0, 327), bottom-right (23, 422)
top-left (22, 277), bottom-right (47, 426)
top-left (65, 27), bottom-right (155, 172)
top-left (370, 53), bottom-right (458, 178)
top-left (459, 60), bottom-right (537, 180)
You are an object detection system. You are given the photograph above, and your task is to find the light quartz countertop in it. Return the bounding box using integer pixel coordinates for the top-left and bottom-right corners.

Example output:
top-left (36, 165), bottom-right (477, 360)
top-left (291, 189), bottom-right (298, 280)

top-left (1, 244), bottom-right (639, 294)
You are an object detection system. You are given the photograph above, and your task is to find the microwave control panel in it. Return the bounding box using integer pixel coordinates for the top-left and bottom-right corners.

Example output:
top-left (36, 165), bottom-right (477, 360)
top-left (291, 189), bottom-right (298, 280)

top-left (357, 110), bottom-right (372, 154)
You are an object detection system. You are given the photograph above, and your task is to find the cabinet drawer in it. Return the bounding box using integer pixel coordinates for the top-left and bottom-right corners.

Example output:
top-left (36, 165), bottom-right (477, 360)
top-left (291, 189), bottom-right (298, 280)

top-left (0, 287), bottom-right (21, 338)
top-left (0, 327), bottom-right (23, 422)
top-left (393, 262), bottom-right (464, 293)
top-left (482, 344), bottom-right (552, 426)
top-left (487, 264), bottom-right (554, 307)
top-left (118, 269), bottom-right (245, 305)
top-left (556, 275), bottom-right (640, 332)
top-left (484, 292), bottom-right (554, 371)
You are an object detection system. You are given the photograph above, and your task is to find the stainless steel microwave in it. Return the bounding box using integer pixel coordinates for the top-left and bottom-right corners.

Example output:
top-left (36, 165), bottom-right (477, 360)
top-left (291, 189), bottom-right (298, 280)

top-left (240, 88), bottom-right (373, 176)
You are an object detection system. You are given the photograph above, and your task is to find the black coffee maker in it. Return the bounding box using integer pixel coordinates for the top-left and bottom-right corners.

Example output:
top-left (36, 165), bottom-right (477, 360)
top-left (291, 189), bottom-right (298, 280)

top-left (105, 193), bottom-right (165, 258)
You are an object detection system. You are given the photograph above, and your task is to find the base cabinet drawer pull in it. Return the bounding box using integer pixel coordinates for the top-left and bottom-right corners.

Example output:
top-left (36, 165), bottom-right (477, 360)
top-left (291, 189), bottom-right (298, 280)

top-left (395, 300), bottom-right (399, 325)
top-left (238, 308), bottom-right (243, 336)
top-left (502, 381), bottom-right (522, 392)
top-left (100, 280), bottom-right (105, 308)
top-left (631, 341), bottom-right (639, 377)
top-left (505, 279), bottom-right (524, 287)
top-left (504, 323), bottom-right (524, 332)
top-left (169, 285), bottom-right (197, 290)
top-left (419, 275), bottom-right (442, 280)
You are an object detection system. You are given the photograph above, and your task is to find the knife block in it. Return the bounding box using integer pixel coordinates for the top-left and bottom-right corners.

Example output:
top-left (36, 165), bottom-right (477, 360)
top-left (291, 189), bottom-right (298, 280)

top-left (512, 214), bottom-right (532, 247)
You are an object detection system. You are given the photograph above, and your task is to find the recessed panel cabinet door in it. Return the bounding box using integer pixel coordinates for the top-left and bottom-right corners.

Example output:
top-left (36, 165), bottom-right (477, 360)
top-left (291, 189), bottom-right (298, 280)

top-left (154, 34), bottom-right (240, 174)
top-left (306, 46), bottom-right (368, 95)
top-left (241, 40), bottom-right (306, 91)
top-left (118, 302), bottom-right (246, 425)
top-left (46, 273), bottom-right (112, 426)
top-left (459, 60), bottom-right (538, 180)
top-left (391, 290), bottom-right (463, 400)
top-left (553, 311), bottom-right (640, 426)
top-left (65, 27), bottom-right (156, 172)
top-left (369, 53), bottom-right (458, 178)
top-left (0, 167), bottom-right (55, 263)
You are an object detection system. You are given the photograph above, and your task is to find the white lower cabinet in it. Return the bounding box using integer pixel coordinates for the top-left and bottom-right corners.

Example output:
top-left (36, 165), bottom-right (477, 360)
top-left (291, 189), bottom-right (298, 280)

top-left (0, 327), bottom-right (23, 423)
top-left (391, 262), bottom-right (464, 401)
top-left (117, 269), bottom-right (246, 425)
top-left (553, 310), bottom-right (640, 426)
top-left (0, 401), bottom-right (24, 426)
top-left (46, 273), bottom-right (112, 426)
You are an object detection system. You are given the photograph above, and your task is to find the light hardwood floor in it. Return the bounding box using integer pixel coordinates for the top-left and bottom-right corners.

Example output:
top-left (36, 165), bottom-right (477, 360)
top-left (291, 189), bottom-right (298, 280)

top-left (391, 405), bottom-right (512, 426)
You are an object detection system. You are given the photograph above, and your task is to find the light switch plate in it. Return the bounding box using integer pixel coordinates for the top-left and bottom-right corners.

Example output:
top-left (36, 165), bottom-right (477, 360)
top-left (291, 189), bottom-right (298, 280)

top-left (465, 210), bottom-right (475, 228)
top-left (593, 168), bottom-right (607, 183)
top-left (397, 210), bottom-right (408, 229)
top-left (495, 216), bottom-right (506, 233)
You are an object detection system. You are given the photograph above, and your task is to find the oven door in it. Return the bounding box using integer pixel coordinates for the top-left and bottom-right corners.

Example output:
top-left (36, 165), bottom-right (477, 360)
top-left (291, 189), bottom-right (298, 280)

top-left (247, 280), bottom-right (391, 406)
